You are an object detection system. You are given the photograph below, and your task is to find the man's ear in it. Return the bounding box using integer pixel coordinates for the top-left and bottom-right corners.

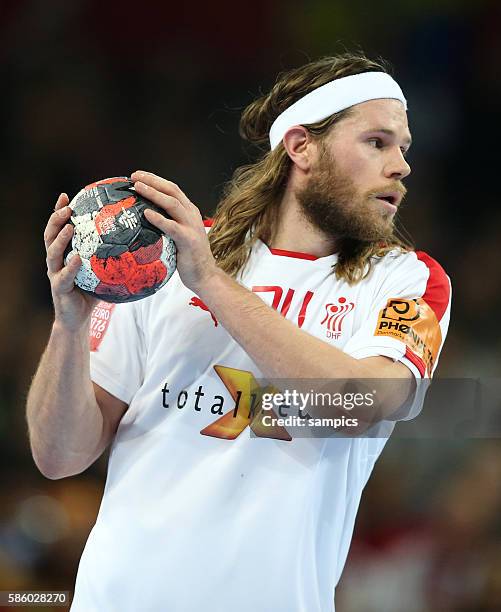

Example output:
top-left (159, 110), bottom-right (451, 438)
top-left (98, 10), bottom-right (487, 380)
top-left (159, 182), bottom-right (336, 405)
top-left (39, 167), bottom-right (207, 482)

top-left (282, 126), bottom-right (315, 172)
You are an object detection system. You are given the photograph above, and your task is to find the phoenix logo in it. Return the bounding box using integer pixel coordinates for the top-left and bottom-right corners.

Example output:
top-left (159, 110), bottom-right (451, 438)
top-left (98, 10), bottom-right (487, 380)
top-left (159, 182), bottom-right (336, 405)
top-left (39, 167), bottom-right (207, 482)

top-left (320, 297), bottom-right (355, 339)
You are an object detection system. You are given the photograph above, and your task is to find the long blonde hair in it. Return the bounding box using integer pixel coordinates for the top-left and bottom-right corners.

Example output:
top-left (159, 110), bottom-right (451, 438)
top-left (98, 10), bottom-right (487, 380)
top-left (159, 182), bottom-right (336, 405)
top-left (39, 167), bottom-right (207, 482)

top-left (208, 52), bottom-right (412, 283)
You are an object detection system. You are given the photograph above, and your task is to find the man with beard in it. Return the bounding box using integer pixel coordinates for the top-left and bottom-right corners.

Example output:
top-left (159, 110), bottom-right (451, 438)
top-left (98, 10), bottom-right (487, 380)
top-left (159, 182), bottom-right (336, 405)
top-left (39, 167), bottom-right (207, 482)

top-left (28, 53), bottom-right (451, 612)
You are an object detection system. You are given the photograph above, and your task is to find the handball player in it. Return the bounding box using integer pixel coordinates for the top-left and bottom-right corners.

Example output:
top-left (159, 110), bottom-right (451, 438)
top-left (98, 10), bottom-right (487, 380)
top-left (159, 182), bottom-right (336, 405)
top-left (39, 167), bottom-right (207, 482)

top-left (27, 52), bottom-right (451, 612)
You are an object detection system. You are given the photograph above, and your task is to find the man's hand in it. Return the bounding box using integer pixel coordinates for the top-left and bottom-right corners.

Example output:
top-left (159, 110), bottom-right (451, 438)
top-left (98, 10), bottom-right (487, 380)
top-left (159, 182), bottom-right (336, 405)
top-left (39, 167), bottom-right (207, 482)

top-left (131, 171), bottom-right (218, 293)
top-left (44, 193), bottom-right (98, 331)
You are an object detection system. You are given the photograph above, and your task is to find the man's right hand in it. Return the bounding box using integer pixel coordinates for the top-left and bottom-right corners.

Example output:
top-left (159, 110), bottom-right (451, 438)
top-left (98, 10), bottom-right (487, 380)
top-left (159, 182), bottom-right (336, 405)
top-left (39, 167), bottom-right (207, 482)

top-left (27, 193), bottom-right (125, 480)
top-left (44, 192), bottom-right (98, 330)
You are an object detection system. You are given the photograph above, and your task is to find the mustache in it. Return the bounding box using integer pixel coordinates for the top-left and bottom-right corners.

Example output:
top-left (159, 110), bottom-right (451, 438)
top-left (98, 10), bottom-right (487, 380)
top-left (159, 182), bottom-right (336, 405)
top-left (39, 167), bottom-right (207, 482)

top-left (368, 183), bottom-right (407, 201)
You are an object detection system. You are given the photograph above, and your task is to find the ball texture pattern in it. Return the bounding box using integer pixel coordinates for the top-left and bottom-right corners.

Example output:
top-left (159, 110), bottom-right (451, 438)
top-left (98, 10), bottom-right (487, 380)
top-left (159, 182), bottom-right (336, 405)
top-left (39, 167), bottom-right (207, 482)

top-left (64, 177), bottom-right (177, 303)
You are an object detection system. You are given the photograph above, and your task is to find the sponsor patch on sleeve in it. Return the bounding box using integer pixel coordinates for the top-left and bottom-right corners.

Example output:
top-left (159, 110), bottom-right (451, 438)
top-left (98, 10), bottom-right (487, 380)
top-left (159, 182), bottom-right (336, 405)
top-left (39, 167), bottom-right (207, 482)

top-left (375, 298), bottom-right (442, 376)
top-left (89, 301), bottom-right (116, 352)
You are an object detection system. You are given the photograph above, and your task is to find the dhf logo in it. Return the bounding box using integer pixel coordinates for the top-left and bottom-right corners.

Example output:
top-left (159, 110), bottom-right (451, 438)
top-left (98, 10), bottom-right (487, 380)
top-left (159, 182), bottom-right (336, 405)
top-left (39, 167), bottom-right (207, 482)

top-left (321, 297), bottom-right (355, 339)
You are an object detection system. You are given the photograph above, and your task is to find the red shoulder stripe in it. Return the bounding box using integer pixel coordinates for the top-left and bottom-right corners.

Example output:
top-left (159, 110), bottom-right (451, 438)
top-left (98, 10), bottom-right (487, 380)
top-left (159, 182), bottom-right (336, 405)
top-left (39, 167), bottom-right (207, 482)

top-left (415, 251), bottom-right (450, 321)
top-left (203, 218), bottom-right (214, 227)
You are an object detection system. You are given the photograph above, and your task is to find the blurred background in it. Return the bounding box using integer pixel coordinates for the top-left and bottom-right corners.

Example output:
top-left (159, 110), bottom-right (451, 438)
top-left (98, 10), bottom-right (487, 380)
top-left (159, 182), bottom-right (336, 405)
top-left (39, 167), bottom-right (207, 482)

top-left (1, 0), bottom-right (500, 610)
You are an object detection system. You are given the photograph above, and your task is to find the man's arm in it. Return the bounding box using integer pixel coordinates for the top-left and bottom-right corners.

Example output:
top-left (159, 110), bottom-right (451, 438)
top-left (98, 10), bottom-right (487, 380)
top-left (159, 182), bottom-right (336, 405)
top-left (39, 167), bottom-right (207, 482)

top-left (191, 267), bottom-right (413, 416)
top-left (26, 193), bottom-right (127, 479)
top-left (199, 267), bottom-right (408, 378)
top-left (27, 323), bottom-right (127, 479)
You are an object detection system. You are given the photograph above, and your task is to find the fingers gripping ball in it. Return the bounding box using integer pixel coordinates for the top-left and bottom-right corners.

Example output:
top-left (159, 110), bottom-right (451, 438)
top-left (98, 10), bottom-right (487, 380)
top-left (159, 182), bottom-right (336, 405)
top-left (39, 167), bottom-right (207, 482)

top-left (63, 177), bottom-right (177, 303)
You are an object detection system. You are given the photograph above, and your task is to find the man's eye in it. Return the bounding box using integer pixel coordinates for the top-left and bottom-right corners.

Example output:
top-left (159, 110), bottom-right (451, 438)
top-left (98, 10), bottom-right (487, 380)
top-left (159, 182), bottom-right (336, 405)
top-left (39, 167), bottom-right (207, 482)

top-left (400, 147), bottom-right (409, 159)
top-left (368, 138), bottom-right (383, 148)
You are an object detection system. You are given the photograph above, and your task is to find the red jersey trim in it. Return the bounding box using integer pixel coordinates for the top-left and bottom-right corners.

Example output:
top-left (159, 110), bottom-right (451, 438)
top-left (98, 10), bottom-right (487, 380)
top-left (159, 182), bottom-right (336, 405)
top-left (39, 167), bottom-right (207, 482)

top-left (415, 251), bottom-right (450, 321)
top-left (400, 251), bottom-right (450, 377)
top-left (267, 247), bottom-right (319, 261)
top-left (203, 219), bottom-right (320, 260)
top-left (404, 346), bottom-right (426, 377)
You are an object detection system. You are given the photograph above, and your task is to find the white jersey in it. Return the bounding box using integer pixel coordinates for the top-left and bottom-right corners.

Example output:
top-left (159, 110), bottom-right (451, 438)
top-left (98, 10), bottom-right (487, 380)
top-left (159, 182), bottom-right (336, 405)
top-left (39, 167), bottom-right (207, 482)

top-left (71, 232), bottom-right (451, 612)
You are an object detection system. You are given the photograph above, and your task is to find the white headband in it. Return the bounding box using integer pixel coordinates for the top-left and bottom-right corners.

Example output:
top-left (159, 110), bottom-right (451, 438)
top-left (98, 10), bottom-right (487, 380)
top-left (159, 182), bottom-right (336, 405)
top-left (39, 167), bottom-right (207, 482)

top-left (269, 71), bottom-right (407, 150)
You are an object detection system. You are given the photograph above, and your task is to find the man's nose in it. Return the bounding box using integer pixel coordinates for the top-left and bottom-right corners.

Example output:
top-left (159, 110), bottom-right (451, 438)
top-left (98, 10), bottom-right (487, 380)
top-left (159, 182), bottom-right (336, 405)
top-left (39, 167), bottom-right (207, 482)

top-left (384, 148), bottom-right (411, 180)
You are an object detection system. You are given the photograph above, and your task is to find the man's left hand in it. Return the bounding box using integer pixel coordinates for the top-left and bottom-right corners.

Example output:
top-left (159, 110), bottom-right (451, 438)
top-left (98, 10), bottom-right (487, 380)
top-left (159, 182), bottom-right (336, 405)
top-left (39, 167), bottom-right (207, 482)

top-left (131, 170), bottom-right (218, 293)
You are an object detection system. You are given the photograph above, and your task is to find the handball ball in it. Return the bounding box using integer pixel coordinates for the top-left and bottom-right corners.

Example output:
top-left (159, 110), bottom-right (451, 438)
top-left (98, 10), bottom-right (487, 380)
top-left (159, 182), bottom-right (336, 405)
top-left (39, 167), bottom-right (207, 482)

top-left (64, 177), bottom-right (177, 303)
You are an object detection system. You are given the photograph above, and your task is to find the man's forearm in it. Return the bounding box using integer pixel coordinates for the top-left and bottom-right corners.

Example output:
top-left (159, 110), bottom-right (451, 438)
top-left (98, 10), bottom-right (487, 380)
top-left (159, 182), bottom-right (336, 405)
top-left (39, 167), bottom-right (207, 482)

top-left (196, 268), bottom-right (414, 420)
top-left (26, 322), bottom-right (104, 479)
top-left (197, 268), bottom-right (369, 381)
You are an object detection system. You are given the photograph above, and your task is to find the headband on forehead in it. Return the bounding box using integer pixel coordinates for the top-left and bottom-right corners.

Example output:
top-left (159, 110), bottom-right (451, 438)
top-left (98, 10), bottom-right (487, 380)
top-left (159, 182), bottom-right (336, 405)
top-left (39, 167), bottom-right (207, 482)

top-left (269, 71), bottom-right (407, 150)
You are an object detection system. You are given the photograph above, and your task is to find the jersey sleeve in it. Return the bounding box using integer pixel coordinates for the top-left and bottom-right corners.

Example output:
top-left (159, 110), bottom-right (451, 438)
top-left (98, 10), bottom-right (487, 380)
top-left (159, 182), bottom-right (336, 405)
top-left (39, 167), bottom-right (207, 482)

top-left (88, 300), bottom-right (146, 404)
top-left (343, 250), bottom-right (451, 380)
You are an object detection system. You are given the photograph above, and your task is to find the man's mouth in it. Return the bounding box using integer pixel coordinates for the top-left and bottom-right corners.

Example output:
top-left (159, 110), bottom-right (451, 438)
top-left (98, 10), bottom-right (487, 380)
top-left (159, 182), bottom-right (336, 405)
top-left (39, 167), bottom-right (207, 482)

top-left (373, 191), bottom-right (401, 213)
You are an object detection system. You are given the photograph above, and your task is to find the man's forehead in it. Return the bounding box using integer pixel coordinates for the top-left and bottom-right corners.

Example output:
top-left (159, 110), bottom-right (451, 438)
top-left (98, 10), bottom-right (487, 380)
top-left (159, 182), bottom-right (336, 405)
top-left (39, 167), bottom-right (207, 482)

top-left (344, 99), bottom-right (411, 139)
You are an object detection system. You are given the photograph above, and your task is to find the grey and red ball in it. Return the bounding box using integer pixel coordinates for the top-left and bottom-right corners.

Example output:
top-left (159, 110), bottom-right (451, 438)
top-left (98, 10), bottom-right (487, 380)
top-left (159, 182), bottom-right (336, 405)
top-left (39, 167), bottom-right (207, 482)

top-left (63, 177), bottom-right (177, 303)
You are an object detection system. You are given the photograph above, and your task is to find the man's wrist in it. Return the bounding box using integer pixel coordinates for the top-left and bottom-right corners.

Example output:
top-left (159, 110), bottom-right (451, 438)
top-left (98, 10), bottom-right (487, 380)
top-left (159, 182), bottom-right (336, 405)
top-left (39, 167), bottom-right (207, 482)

top-left (193, 265), bottom-right (228, 302)
top-left (52, 316), bottom-right (90, 339)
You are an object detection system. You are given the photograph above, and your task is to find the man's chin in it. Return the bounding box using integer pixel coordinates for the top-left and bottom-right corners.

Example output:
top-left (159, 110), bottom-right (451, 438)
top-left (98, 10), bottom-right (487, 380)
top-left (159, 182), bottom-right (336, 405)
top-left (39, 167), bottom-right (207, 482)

top-left (296, 190), bottom-right (396, 244)
top-left (337, 218), bottom-right (395, 243)
top-left (311, 220), bottom-right (394, 244)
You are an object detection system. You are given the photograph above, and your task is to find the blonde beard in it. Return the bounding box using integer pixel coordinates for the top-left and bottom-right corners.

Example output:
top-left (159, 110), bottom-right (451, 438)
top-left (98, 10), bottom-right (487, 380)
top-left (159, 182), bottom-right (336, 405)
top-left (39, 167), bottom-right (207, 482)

top-left (296, 149), bottom-right (399, 243)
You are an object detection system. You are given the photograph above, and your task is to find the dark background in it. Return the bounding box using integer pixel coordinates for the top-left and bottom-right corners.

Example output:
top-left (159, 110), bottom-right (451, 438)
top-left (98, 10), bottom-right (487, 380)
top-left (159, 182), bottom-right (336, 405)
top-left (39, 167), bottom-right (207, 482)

top-left (1, 1), bottom-right (500, 610)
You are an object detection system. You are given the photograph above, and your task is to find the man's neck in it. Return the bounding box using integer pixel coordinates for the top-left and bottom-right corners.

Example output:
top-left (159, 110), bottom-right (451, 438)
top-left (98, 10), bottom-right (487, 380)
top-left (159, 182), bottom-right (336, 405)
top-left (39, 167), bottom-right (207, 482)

top-left (269, 183), bottom-right (337, 257)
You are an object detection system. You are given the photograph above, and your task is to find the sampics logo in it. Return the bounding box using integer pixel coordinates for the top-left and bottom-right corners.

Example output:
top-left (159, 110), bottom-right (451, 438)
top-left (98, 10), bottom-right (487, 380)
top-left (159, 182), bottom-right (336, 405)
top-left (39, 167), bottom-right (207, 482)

top-left (160, 366), bottom-right (291, 442)
top-left (320, 297), bottom-right (355, 339)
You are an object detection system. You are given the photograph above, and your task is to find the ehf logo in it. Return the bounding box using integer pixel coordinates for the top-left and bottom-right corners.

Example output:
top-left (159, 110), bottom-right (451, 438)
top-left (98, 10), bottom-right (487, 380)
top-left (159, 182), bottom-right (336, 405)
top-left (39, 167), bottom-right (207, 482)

top-left (118, 207), bottom-right (138, 230)
top-left (321, 297), bottom-right (355, 339)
